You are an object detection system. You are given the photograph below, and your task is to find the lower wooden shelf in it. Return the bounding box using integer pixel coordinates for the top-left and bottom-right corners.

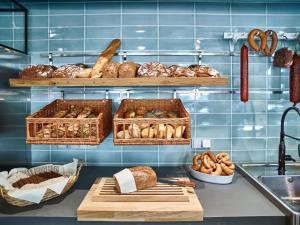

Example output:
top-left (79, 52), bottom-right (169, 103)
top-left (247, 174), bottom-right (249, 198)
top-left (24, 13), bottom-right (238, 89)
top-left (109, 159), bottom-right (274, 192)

top-left (9, 77), bottom-right (228, 87)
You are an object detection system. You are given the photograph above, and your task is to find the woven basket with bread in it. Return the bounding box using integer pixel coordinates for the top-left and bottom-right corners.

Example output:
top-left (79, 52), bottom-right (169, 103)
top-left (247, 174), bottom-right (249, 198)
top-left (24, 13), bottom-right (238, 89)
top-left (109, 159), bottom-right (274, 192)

top-left (0, 160), bottom-right (83, 206)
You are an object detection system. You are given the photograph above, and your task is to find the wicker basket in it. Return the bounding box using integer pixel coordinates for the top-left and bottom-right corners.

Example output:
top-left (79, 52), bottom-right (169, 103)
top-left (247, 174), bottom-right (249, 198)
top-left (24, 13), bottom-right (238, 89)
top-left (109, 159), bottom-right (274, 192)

top-left (114, 99), bottom-right (190, 145)
top-left (26, 99), bottom-right (112, 145)
top-left (0, 162), bottom-right (83, 207)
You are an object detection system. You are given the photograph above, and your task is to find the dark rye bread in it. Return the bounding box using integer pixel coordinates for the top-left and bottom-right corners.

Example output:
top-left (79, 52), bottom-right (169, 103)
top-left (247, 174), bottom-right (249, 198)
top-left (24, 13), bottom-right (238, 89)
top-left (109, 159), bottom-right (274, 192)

top-left (12, 171), bottom-right (62, 189)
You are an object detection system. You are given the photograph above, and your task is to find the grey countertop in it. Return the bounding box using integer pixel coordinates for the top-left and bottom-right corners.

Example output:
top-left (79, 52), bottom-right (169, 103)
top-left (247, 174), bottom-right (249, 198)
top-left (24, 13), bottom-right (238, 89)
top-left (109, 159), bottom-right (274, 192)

top-left (0, 166), bottom-right (286, 225)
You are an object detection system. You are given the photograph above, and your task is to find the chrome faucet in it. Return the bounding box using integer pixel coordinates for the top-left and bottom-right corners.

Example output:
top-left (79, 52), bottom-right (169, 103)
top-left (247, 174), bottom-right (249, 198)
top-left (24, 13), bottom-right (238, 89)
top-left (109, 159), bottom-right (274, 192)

top-left (278, 104), bottom-right (300, 175)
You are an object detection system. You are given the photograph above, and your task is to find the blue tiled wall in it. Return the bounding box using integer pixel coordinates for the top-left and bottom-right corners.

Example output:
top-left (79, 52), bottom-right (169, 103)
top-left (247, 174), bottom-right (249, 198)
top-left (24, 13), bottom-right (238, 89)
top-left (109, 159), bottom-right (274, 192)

top-left (1, 0), bottom-right (300, 166)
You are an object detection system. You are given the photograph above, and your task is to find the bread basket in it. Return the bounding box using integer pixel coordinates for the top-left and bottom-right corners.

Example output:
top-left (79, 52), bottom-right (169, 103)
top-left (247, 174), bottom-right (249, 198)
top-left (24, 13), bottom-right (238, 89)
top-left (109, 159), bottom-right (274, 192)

top-left (0, 162), bottom-right (83, 206)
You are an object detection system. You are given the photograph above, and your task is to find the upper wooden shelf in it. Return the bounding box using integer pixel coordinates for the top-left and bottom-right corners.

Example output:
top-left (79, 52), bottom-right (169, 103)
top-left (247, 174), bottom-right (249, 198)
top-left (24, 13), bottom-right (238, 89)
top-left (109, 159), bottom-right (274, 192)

top-left (9, 77), bottom-right (228, 87)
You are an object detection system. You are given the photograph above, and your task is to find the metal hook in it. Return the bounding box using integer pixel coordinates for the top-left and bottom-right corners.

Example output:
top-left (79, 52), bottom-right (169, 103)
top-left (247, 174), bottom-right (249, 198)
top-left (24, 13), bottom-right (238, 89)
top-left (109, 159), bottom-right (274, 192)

top-left (122, 51), bottom-right (127, 62)
top-left (282, 34), bottom-right (288, 48)
top-left (48, 53), bottom-right (53, 66)
top-left (197, 52), bottom-right (202, 65)
top-left (61, 90), bottom-right (65, 100)
top-left (173, 90), bottom-right (177, 99)
top-left (105, 90), bottom-right (109, 99)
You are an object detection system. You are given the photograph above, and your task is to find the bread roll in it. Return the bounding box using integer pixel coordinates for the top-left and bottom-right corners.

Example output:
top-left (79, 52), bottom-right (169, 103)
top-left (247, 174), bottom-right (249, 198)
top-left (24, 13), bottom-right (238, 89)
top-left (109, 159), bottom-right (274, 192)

top-left (153, 124), bottom-right (166, 139)
top-left (124, 110), bottom-right (135, 118)
top-left (103, 61), bottom-right (119, 78)
top-left (117, 130), bottom-right (130, 139)
top-left (114, 166), bottom-right (157, 193)
top-left (118, 62), bottom-right (139, 78)
top-left (128, 124), bottom-right (141, 138)
top-left (141, 127), bottom-right (154, 138)
top-left (166, 125), bottom-right (175, 139)
top-left (175, 125), bottom-right (186, 138)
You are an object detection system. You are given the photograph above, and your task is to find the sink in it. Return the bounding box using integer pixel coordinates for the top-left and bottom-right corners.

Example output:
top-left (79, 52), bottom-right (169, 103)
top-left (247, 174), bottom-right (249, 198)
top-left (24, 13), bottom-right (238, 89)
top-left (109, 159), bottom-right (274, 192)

top-left (259, 175), bottom-right (300, 201)
top-left (237, 163), bottom-right (300, 225)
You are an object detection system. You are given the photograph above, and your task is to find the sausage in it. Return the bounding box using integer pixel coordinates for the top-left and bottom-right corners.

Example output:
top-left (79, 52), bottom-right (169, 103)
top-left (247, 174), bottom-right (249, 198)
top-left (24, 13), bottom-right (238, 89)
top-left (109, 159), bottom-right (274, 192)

top-left (290, 53), bottom-right (300, 104)
top-left (240, 44), bottom-right (249, 102)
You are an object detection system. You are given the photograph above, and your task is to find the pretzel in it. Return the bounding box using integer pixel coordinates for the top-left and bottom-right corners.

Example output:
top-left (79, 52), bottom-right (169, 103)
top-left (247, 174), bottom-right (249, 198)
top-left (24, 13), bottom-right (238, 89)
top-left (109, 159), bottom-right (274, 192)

top-left (247, 29), bottom-right (267, 52)
top-left (200, 151), bottom-right (217, 163)
top-left (203, 155), bottom-right (216, 169)
top-left (192, 154), bottom-right (202, 171)
top-left (199, 164), bottom-right (213, 174)
top-left (220, 163), bottom-right (235, 175)
top-left (211, 163), bottom-right (222, 176)
top-left (263, 30), bottom-right (278, 56)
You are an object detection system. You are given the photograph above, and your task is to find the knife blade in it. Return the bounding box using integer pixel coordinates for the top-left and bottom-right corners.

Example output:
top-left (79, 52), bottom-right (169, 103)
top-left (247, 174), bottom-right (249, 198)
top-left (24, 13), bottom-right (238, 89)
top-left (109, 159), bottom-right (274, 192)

top-left (158, 178), bottom-right (196, 188)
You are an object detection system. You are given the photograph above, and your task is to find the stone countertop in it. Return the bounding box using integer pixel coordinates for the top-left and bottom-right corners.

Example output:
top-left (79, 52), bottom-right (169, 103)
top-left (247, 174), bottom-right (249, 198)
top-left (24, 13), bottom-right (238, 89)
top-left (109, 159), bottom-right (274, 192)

top-left (0, 166), bottom-right (286, 225)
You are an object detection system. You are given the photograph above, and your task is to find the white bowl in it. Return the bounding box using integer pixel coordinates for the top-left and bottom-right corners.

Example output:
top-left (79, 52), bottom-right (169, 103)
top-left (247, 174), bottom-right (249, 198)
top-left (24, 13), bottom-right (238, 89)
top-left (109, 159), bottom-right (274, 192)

top-left (189, 166), bottom-right (234, 184)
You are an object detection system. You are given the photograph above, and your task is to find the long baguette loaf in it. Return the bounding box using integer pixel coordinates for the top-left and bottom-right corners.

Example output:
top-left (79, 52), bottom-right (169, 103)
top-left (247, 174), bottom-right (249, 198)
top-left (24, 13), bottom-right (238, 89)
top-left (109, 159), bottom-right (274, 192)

top-left (90, 39), bottom-right (121, 78)
top-left (114, 166), bottom-right (157, 193)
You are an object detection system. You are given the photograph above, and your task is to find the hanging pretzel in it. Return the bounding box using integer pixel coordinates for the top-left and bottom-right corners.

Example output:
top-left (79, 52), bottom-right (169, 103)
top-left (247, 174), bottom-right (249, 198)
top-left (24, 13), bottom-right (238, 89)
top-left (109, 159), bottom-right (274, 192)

top-left (247, 29), bottom-right (267, 52)
top-left (264, 30), bottom-right (278, 56)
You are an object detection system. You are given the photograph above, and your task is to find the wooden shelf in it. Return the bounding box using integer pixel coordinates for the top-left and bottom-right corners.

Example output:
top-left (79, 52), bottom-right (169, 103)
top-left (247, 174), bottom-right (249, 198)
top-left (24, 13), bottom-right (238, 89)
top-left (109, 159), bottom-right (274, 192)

top-left (9, 77), bottom-right (228, 87)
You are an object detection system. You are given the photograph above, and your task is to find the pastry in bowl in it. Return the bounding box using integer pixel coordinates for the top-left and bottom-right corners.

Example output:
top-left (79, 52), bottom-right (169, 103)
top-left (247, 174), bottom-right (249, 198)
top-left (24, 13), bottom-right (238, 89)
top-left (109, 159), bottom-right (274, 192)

top-left (190, 151), bottom-right (235, 184)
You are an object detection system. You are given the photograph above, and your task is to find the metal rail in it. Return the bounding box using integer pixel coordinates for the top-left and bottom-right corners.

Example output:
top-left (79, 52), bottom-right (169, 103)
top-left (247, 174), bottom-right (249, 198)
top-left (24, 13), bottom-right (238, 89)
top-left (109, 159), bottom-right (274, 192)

top-left (59, 89), bottom-right (290, 100)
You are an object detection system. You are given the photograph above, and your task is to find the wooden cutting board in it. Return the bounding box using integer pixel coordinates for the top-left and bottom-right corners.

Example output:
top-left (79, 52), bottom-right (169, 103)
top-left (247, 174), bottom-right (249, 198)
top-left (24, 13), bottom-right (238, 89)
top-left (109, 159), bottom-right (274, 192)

top-left (92, 177), bottom-right (190, 202)
top-left (77, 177), bottom-right (203, 222)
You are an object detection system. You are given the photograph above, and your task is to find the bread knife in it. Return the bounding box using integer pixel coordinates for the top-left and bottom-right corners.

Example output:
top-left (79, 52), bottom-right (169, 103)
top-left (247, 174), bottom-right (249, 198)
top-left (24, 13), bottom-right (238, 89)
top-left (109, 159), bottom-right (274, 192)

top-left (157, 179), bottom-right (196, 188)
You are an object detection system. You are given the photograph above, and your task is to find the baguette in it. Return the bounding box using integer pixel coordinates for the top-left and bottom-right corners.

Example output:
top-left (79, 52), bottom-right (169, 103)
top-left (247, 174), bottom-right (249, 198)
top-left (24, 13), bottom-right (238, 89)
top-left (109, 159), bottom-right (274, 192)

top-left (90, 39), bottom-right (121, 78)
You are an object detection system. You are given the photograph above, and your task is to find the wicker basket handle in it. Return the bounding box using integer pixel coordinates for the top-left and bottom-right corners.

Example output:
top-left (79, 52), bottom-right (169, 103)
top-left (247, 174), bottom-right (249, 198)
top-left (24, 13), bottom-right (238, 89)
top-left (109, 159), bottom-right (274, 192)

top-left (75, 160), bottom-right (84, 177)
top-left (0, 185), bottom-right (5, 198)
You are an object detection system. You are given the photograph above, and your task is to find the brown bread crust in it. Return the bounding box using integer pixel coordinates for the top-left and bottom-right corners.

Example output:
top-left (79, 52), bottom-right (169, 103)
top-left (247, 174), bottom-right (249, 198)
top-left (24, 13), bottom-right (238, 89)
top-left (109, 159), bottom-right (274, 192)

top-left (115, 166), bottom-right (157, 193)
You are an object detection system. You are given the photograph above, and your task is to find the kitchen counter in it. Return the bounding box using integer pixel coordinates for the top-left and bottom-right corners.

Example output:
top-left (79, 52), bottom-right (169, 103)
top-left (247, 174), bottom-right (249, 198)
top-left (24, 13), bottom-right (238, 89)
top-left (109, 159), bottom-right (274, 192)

top-left (0, 166), bottom-right (286, 225)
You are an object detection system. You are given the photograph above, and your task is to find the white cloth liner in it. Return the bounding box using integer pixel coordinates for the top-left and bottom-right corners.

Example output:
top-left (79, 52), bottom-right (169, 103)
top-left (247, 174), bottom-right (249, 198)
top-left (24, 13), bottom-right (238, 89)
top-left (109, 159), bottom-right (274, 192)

top-left (114, 168), bottom-right (137, 194)
top-left (0, 159), bottom-right (78, 204)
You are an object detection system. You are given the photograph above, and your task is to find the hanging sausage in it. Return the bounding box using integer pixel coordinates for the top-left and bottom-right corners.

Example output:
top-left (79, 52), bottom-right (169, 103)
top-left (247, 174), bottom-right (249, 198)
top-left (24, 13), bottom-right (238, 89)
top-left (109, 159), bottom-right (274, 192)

top-left (290, 53), bottom-right (300, 104)
top-left (240, 44), bottom-right (249, 102)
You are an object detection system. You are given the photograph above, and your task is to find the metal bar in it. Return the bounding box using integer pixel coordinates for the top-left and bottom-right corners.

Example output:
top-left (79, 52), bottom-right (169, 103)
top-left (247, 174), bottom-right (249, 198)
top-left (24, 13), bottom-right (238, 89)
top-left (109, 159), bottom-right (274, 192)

top-left (24, 6), bottom-right (28, 54)
top-left (40, 50), bottom-right (274, 58)
top-left (12, 0), bottom-right (26, 10)
top-left (224, 32), bottom-right (299, 40)
top-left (0, 44), bottom-right (26, 55)
top-left (0, 8), bottom-right (24, 11)
top-left (54, 89), bottom-right (289, 96)
top-left (285, 134), bottom-right (300, 142)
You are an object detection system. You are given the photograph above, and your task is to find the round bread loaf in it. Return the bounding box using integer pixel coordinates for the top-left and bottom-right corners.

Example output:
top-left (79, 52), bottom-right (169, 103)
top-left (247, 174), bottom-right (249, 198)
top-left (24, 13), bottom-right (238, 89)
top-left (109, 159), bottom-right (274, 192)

top-left (171, 65), bottom-right (195, 77)
top-left (118, 62), bottom-right (139, 78)
top-left (138, 62), bottom-right (171, 77)
top-left (20, 65), bottom-right (56, 79)
top-left (103, 61), bottom-right (119, 78)
top-left (52, 65), bottom-right (85, 78)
